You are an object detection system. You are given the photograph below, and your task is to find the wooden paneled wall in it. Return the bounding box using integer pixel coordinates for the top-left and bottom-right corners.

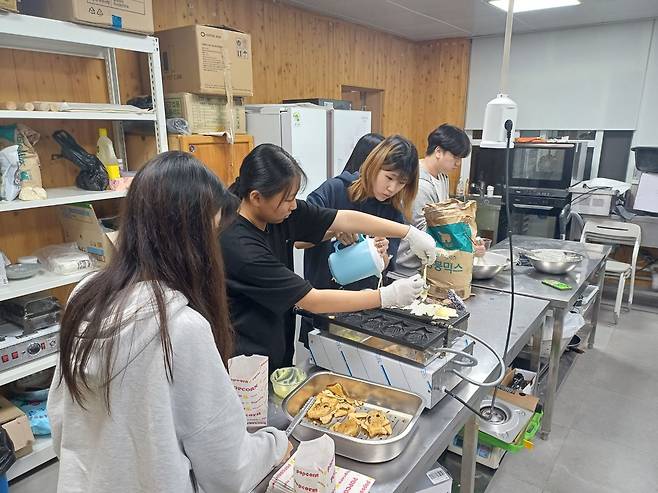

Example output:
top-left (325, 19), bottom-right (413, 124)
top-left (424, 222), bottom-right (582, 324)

top-left (151, 0), bottom-right (471, 164)
top-left (0, 0), bottom-right (470, 272)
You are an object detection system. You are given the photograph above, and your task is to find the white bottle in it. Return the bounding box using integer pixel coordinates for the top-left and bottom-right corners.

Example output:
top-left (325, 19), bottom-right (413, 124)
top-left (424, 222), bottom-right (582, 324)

top-left (456, 176), bottom-right (465, 198)
top-left (96, 128), bottom-right (120, 180)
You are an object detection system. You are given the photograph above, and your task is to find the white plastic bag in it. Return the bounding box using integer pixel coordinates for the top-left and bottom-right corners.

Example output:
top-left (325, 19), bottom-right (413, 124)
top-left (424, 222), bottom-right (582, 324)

top-left (33, 243), bottom-right (94, 275)
top-left (0, 144), bottom-right (20, 201)
top-left (294, 435), bottom-right (336, 493)
top-left (228, 354), bottom-right (269, 429)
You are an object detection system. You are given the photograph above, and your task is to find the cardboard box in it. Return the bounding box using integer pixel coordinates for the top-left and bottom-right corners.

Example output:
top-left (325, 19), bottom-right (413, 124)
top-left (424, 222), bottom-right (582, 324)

top-left (499, 369), bottom-right (540, 407)
top-left (158, 25), bottom-right (253, 96)
top-left (21, 0), bottom-right (154, 34)
top-left (164, 93), bottom-right (246, 134)
top-left (58, 204), bottom-right (118, 265)
top-left (0, 396), bottom-right (35, 458)
top-left (0, 0), bottom-right (18, 13)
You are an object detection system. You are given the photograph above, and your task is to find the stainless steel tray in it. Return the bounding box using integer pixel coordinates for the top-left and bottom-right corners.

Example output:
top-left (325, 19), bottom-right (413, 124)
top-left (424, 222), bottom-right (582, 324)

top-left (282, 371), bottom-right (424, 463)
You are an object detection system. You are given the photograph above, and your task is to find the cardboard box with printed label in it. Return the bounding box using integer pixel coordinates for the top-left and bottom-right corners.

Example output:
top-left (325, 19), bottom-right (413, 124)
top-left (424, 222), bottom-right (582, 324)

top-left (0, 396), bottom-right (35, 458)
top-left (0, 0), bottom-right (18, 13)
top-left (58, 204), bottom-right (118, 265)
top-left (158, 25), bottom-right (253, 96)
top-left (164, 93), bottom-right (246, 134)
top-left (21, 0), bottom-right (154, 34)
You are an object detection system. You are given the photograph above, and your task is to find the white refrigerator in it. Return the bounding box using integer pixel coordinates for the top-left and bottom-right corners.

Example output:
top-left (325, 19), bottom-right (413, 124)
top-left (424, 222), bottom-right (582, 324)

top-left (246, 103), bottom-right (330, 285)
top-left (245, 104), bottom-right (329, 200)
top-left (328, 109), bottom-right (372, 177)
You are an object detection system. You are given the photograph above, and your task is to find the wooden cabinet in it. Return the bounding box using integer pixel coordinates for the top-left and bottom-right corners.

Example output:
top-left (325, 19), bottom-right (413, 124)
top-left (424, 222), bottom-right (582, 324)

top-left (126, 134), bottom-right (254, 186)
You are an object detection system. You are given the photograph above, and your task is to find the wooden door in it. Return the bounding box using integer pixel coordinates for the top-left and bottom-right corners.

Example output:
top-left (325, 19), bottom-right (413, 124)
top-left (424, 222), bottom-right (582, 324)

top-left (176, 135), bottom-right (253, 187)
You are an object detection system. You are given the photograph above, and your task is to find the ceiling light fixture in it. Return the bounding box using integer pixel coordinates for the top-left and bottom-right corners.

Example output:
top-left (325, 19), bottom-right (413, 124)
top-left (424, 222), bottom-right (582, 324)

top-left (488, 0), bottom-right (580, 13)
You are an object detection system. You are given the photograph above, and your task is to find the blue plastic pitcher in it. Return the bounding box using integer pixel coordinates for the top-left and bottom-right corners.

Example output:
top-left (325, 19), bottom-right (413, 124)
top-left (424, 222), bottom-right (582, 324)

top-left (328, 235), bottom-right (385, 286)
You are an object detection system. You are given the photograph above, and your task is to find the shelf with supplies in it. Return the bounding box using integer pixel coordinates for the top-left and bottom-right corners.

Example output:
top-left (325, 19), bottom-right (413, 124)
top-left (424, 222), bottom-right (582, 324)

top-left (6, 436), bottom-right (56, 482)
top-left (0, 109), bottom-right (156, 121)
top-left (0, 270), bottom-right (96, 302)
top-left (0, 187), bottom-right (127, 213)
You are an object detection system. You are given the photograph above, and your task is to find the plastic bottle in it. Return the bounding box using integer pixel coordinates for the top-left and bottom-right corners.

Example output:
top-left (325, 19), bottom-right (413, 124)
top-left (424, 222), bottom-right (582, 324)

top-left (456, 176), bottom-right (465, 198)
top-left (96, 128), bottom-right (121, 180)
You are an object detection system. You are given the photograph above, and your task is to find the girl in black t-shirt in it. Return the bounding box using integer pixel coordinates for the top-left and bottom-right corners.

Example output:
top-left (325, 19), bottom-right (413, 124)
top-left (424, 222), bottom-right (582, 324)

top-left (220, 144), bottom-right (436, 370)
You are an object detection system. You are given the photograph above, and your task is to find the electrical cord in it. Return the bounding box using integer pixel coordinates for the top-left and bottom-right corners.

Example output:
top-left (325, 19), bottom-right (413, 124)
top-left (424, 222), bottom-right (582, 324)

top-left (488, 120), bottom-right (516, 415)
top-left (437, 326), bottom-right (506, 388)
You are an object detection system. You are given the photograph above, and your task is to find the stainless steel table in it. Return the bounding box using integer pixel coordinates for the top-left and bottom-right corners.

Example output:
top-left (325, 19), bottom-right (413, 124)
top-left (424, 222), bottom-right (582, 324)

top-left (471, 235), bottom-right (611, 439)
top-left (256, 288), bottom-right (549, 493)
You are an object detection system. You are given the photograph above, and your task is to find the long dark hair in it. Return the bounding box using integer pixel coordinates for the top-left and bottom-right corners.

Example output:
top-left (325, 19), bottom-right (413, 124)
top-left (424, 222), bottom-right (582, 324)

top-left (343, 133), bottom-right (385, 174)
top-left (348, 135), bottom-right (419, 220)
top-left (59, 151), bottom-right (236, 408)
top-left (229, 143), bottom-right (307, 200)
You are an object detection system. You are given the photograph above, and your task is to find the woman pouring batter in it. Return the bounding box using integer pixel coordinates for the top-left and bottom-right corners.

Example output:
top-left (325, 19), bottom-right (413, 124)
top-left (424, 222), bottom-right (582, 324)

top-left (221, 143), bottom-right (437, 371)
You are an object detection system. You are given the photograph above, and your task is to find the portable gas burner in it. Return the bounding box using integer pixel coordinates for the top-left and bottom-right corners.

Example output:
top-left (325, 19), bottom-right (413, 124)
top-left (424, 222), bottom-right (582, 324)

top-left (479, 397), bottom-right (533, 444)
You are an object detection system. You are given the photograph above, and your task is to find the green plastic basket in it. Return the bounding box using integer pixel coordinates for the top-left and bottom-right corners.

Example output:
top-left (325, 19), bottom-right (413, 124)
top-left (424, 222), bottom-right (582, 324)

top-left (477, 411), bottom-right (543, 453)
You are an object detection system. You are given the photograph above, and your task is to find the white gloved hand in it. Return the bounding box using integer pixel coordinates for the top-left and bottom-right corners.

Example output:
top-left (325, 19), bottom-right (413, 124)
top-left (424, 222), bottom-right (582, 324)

top-left (403, 226), bottom-right (437, 266)
top-left (379, 274), bottom-right (425, 308)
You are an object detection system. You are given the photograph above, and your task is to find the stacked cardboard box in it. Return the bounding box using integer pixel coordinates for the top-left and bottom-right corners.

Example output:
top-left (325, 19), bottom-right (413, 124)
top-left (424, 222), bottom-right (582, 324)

top-left (157, 24), bottom-right (254, 136)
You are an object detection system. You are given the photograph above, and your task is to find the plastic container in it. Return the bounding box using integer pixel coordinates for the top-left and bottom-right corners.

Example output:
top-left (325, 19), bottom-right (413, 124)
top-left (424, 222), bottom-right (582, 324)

top-left (632, 147), bottom-right (658, 173)
top-left (270, 367), bottom-right (306, 399)
top-left (96, 128), bottom-right (121, 180)
top-left (328, 235), bottom-right (384, 286)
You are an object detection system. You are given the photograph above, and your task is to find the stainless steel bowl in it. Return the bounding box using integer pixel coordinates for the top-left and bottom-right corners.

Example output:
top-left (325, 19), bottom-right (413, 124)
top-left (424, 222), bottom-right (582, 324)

top-left (282, 371), bottom-right (424, 463)
top-left (527, 249), bottom-right (584, 275)
top-left (472, 252), bottom-right (509, 280)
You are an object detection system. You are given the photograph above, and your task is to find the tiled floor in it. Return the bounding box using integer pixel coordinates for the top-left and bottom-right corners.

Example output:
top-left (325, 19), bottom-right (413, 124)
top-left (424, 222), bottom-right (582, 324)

top-left (486, 303), bottom-right (658, 493)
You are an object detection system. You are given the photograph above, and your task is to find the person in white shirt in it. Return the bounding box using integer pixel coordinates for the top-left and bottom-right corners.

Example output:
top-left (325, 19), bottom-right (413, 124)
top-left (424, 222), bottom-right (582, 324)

top-left (396, 124), bottom-right (482, 276)
top-left (48, 151), bottom-right (291, 493)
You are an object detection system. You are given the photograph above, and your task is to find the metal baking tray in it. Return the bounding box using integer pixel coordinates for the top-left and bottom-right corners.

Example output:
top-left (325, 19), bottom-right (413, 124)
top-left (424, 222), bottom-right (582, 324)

top-left (308, 309), bottom-right (446, 351)
top-left (282, 371), bottom-right (424, 463)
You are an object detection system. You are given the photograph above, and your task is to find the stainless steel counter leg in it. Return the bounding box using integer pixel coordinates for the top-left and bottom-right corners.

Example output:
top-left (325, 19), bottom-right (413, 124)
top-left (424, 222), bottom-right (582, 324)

top-left (530, 322), bottom-right (543, 388)
top-left (540, 307), bottom-right (564, 440)
top-left (588, 264), bottom-right (606, 349)
top-left (460, 413), bottom-right (479, 493)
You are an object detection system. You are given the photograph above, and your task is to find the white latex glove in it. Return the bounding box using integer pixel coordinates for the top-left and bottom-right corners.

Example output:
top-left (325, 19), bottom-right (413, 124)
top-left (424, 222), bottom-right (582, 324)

top-left (379, 274), bottom-right (425, 308)
top-left (403, 226), bottom-right (437, 266)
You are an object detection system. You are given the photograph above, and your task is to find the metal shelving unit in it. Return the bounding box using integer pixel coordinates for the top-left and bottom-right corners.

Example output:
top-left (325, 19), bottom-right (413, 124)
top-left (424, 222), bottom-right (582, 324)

top-left (0, 110), bottom-right (156, 121)
top-left (0, 11), bottom-right (169, 482)
top-left (0, 270), bottom-right (98, 302)
top-left (0, 188), bottom-right (127, 213)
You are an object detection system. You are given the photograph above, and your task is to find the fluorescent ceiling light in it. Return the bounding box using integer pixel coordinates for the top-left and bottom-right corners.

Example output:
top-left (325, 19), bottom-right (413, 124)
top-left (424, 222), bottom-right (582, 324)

top-left (489, 0), bottom-right (581, 13)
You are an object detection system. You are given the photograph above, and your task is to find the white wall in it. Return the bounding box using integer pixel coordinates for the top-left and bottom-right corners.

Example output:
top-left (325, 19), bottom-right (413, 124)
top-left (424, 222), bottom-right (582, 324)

top-left (466, 20), bottom-right (657, 132)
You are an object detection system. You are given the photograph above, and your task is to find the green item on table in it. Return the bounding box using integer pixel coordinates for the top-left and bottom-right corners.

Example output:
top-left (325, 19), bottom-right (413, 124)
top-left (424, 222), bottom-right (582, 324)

top-left (542, 279), bottom-right (572, 290)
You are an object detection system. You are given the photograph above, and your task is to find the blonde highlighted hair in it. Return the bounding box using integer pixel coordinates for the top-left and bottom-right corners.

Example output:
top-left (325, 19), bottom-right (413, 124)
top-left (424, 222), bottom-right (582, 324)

top-left (348, 135), bottom-right (419, 220)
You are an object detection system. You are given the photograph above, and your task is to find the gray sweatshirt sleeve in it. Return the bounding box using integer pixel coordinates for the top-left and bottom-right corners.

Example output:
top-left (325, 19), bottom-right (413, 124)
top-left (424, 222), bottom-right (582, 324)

top-left (411, 179), bottom-right (438, 232)
top-left (170, 310), bottom-right (288, 492)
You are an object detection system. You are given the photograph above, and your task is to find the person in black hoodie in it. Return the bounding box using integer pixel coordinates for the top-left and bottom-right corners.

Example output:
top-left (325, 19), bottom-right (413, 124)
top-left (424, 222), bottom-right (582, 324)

top-left (298, 135), bottom-right (420, 342)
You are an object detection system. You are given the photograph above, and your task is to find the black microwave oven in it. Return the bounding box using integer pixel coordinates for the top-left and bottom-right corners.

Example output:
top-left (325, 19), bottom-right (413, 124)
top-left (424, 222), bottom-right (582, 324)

top-left (469, 142), bottom-right (588, 196)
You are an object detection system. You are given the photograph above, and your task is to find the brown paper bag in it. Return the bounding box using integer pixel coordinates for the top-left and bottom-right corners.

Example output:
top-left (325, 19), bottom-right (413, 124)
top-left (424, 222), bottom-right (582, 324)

top-left (424, 199), bottom-right (478, 299)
